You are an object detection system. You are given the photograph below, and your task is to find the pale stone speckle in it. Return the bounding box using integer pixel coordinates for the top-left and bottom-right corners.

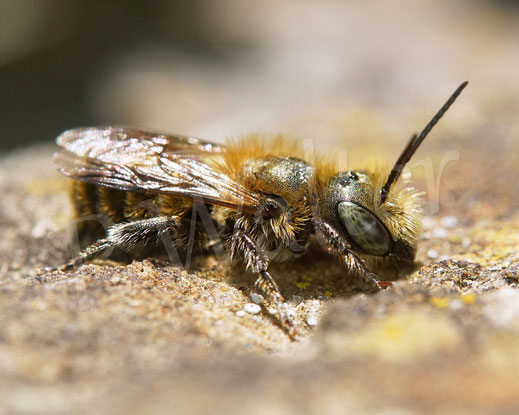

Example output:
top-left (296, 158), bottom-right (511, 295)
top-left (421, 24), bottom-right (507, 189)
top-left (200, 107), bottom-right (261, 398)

top-left (250, 293), bottom-right (264, 304)
top-left (243, 303), bottom-right (261, 314)
top-left (427, 249), bottom-right (439, 259)
top-left (441, 216), bottom-right (458, 229)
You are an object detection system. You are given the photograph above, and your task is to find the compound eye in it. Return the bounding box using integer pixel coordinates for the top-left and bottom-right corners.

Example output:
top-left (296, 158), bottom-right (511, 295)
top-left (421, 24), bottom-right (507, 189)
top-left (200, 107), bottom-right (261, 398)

top-left (337, 201), bottom-right (391, 256)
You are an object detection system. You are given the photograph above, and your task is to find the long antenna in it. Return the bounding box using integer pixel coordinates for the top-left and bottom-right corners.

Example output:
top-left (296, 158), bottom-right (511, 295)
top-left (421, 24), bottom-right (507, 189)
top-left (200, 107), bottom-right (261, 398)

top-left (379, 81), bottom-right (468, 205)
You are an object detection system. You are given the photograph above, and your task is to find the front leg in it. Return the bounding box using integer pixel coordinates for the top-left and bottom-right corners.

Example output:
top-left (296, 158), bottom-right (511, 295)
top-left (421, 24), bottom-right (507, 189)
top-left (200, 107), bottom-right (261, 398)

top-left (230, 227), bottom-right (296, 337)
top-left (313, 217), bottom-right (383, 289)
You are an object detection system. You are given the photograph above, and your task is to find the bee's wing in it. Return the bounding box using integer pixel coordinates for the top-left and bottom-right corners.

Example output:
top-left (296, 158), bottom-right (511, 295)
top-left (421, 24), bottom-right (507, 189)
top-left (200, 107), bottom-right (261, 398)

top-left (55, 126), bottom-right (261, 213)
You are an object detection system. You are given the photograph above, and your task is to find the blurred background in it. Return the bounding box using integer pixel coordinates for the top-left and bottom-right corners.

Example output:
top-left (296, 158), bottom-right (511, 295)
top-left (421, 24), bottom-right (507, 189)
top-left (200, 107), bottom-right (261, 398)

top-left (1, 0), bottom-right (518, 154)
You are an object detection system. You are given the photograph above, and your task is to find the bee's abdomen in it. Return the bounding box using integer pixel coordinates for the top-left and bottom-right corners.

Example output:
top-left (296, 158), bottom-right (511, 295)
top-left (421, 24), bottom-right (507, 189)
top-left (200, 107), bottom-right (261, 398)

top-left (70, 181), bottom-right (104, 237)
top-left (70, 181), bottom-right (195, 241)
top-left (71, 182), bottom-right (127, 224)
top-left (70, 182), bottom-right (195, 221)
top-left (70, 181), bottom-right (99, 219)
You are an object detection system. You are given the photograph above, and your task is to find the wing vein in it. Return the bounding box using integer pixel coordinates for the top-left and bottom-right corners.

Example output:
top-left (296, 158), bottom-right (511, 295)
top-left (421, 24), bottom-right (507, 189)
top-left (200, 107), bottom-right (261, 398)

top-left (55, 126), bottom-right (260, 213)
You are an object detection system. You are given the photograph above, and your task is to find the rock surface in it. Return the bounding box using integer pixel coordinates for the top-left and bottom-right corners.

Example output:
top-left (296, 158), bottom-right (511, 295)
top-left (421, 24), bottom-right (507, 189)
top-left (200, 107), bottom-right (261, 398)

top-left (1, 118), bottom-right (519, 415)
top-left (2, 2), bottom-right (519, 414)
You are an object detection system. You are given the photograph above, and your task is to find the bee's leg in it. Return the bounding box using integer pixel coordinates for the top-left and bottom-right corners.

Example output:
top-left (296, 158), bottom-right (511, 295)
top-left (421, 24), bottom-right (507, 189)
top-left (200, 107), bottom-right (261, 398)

top-left (313, 217), bottom-right (382, 289)
top-left (342, 251), bottom-right (383, 289)
top-left (230, 228), bottom-right (296, 337)
top-left (230, 228), bottom-right (283, 301)
top-left (57, 216), bottom-right (180, 271)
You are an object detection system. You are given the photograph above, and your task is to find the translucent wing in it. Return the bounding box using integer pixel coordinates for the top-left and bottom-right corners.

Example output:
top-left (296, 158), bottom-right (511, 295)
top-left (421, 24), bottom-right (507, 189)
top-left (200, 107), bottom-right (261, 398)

top-left (55, 126), bottom-right (260, 213)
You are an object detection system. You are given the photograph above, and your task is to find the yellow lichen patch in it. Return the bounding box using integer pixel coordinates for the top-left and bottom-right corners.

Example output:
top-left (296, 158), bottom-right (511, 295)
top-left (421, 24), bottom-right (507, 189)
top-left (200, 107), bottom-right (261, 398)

top-left (328, 311), bottom-right (461, 363)
top-left (461, 294), bottom-right (476, 305)
top-left (295, 281), bottom-right (311, 290)
top-left (294, 274), bottom-right (314, 290)
top-left (458, 216), bottom-right (519, 266)
top-left (430, 296), bottom-right (449, 309)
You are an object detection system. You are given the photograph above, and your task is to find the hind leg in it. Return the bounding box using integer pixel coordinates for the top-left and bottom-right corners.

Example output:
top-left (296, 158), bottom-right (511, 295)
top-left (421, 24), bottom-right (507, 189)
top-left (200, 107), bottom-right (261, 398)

top-left (56, 216), bottom-right (181, 271)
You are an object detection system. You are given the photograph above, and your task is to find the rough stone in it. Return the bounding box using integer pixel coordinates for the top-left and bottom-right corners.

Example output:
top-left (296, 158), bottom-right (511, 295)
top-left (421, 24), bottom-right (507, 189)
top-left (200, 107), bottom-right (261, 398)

top-left (2, 2), bottom-right (519, 413)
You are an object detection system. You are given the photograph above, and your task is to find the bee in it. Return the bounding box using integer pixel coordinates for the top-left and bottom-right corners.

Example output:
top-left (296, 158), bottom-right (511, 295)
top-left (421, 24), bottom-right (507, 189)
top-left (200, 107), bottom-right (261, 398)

top-left (52, 82), bottom-right (468, 336)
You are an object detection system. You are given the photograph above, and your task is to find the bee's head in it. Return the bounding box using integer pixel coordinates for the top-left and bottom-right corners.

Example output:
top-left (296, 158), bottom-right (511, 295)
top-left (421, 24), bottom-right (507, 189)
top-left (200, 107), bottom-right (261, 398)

top-left (318, 169), bottom-right (422, 261)
top-left (317, 81), bottom-right (468, 261)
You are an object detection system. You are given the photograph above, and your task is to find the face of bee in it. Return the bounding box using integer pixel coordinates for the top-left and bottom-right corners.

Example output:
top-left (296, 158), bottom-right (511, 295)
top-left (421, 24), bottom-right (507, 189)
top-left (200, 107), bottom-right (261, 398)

top-left (318, 169), bottom-right (419, 260)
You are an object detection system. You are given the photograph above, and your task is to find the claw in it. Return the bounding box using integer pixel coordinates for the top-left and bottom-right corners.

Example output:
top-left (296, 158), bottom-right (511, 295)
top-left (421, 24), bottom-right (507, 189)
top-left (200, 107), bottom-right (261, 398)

top-left (365, 272), bottom-right (382, 289)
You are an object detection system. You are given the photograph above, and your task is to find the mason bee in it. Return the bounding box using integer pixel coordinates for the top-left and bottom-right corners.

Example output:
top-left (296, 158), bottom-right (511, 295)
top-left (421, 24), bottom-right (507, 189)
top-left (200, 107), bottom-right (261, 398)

top-left (52, 82), bottom-right (467, 335)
